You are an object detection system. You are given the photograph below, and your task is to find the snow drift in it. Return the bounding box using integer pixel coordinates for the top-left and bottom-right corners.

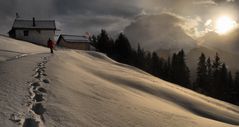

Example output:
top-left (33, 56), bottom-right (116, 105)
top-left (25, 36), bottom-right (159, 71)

top-left (0, 35), bottom-right (239, 127)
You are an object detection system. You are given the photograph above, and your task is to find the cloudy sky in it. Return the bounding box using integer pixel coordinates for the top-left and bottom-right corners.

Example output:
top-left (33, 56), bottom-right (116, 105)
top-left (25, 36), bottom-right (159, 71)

top-left (0, 0), bottom-right (238, 39)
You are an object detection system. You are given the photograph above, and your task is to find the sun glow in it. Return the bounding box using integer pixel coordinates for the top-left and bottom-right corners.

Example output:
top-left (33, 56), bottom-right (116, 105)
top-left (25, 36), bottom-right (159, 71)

top-left (215, 16), bottom-right (237, 34)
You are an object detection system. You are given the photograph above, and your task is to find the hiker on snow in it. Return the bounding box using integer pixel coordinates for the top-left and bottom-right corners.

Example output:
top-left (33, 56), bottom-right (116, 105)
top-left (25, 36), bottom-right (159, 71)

top-left (47, 38), bottom-right (54, 54)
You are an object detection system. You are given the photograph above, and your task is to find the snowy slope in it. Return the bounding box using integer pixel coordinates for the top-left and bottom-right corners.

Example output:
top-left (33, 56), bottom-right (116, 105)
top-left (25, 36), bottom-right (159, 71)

top-left (0, 35), bottom-right (239, 127)
top-left (0, 35), bottom-right (48, 61)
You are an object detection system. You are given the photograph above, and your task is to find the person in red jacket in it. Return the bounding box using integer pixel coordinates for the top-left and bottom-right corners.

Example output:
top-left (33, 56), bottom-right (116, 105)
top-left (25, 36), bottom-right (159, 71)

top-left (47, 38), bottom-right (54, 54)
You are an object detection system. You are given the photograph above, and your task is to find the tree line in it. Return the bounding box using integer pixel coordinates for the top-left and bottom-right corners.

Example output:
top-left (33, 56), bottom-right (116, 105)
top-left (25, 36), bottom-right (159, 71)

top-left (195, 53), bottom-right (239, 104)
top-left (90, 29), bottom-right (239, 105)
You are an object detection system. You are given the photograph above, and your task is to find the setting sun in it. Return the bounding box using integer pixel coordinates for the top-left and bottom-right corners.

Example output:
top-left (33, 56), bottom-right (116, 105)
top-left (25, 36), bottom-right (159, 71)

top-left (215, 16), bottom-right (237, 34)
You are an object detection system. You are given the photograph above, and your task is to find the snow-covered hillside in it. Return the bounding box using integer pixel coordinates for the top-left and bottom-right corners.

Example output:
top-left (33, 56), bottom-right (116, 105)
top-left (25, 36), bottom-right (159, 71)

top-left (0, 35), bottom-right (48, 62)
top-left (0, 35), bottom-right (239, 127)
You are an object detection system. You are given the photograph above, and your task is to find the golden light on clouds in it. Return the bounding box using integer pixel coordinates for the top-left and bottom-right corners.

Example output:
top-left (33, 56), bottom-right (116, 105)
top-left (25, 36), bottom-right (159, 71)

top-left (215, 16), bottom-right (237, 35)
top-left (204, 15), bottom-right (238, 35)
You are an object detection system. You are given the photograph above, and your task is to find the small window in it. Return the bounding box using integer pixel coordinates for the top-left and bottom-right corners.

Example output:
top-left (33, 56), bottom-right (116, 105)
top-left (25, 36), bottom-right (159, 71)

top-left (23, 30), bottom-right (29, 36)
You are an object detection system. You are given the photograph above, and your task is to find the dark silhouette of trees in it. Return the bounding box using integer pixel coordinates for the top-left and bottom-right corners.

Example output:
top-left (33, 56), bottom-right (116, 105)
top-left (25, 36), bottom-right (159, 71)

top-left (196, 53), bottom-right (207, 92)
top-left (135, 44), bottom-right (146, 69)
top-left (211, 53), bottom-right (222, 97)
top-left (218, 63), bottom-right (229, 100)
top-left (194, 53), bottom-right (239, 104)
top-left (89, 35), bottom-right (97, 47)
top-left (96, 30), bottom-right (114, 55)
top-left (206, 57), bottom-right (212, 94)
top-left (226, 71), bottom-right (233, 102)
top-left (91, 29), bottom-right (239, 106)
top-left (233, 72), bottom-right (239, 104)
top-left (150, 52), bottom-right (161, 76)
top-left (92, 30), bottom-right (191, 88)
top-left (170, 50), bottom-right (190, 88)
top-left (219, 63), bottom-right (228, 100)
top-left (114, 33), bottom-right (132, 64)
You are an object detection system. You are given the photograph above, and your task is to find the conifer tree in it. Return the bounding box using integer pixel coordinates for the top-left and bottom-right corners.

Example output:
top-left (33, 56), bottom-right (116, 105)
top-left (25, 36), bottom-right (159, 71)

top-left (234, 71), bottom-right (239, 104)
top-left (164, 57), bottom-right (171, 81)
top-left (219, 63), bottom-right (228, 100)
top-left (212, 53), bottom-right (221, 71)
top-left (206, 57), bottom-right (212, 94)
top-left (90, 35), bottom-right (97, 47)
top-left (151, 52), bottom-right (160, 76)
top-left (114, 33), bottom-right (132, 64)
top-left (170, 53), bottom-right (178, 83)
top-left (227, 71), bottom-right (233, 87)
top-left (97, 29), bottom-right (114, 55)
top-left (212, 53), bottom-right (222, 97)
top-left (136, 44), bottom-right (145, 69)
top-left (145, 52), bottom-right (152, 73)
top-left (196, 53), bottom-right (207, 92)
top-left (171, 50), bottom-right (190, 88)
top-left (226, 71), bottom-right (233, 102)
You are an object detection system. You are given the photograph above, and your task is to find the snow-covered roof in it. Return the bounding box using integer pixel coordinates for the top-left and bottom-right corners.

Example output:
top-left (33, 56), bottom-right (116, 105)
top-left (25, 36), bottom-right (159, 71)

top-left (12, 19), bottom-right (56, 30)
top-left (60, 35), bottom-right (90, 43)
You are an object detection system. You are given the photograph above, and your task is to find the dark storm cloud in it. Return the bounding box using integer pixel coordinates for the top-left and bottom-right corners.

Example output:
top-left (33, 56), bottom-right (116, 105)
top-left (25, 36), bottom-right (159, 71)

top-left (0, 0), bottom-right (141, 34)
top-left (55, 14), bottom-right (130, 35)
top-left (0, 0), bottom-right (55, 19)
top-left (15, 0), bottom-right (55, 18)
top-left (0, 0), bottom-right (17, 34)
top-left (0, 0), bottom-right (56, 34)
top-left (53, 0), bottom-right (141, 18)
top-left (52, 0), bottom-right (140, 34)
top-left (0, 0), bottom-right (238, 36)
top-left (0, 0), bottom-right (16, 16)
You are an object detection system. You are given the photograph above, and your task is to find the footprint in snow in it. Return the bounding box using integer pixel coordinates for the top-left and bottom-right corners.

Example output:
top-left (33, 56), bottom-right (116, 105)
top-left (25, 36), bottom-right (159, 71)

top-left (34, 73), bottom-right (42, 80)
top-left (23, 118), bottom-right (39, 127)
top-left (37, 87), bottom-right (47, 93)
top-left (33, 92), bottom-right (45, 102)
top-left (9, 113), bottom-right (23, 124)
top-left (43, 79), bottom-right (50, 84)
top-left (31, 82), bottom-right (41, 87)
top-left (32, 103), bottom-right (46, 115)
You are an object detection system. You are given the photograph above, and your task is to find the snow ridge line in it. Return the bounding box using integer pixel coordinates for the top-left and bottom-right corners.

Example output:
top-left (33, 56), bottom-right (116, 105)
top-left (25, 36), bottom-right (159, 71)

top-left (9, 56), bottom-right (50, 127)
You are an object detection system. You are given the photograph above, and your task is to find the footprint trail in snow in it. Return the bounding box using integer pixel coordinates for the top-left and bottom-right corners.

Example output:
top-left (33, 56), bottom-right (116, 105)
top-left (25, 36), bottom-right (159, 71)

top-left (9, 56), bottom-right (51, 127)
